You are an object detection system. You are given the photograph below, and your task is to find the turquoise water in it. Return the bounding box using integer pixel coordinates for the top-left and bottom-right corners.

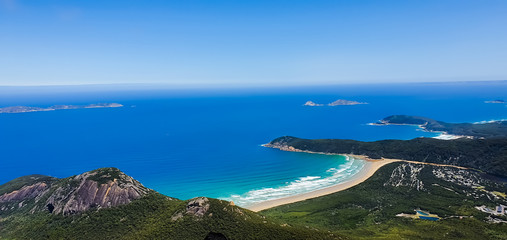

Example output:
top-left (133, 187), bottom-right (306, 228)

top-left (416, 211), bottom-right (429, 216)
top-left (1, 82), bottom-right (506, 206)
top-left (223, 155), bottom-right (364, 206)
top-left (419, 216), bottom-right (439, 221)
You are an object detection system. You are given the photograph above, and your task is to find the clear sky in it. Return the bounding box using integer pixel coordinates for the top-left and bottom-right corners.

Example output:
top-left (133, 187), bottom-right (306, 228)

top-left (1, 0), bottom-right (506, 86)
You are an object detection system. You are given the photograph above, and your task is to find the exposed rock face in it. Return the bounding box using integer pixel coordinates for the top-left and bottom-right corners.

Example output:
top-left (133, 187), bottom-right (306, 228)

top-left (383, 163), bottom-right (506, 203)
top-left (46, 170), bottom-right (149, 215)
top-left (384, 163), bottom-right (425, 190)
top-left (186, 197), bottom-right (210, 217)
top-left (0, 182), bottom-right (49, 202)
top-left (263, 136), bottom-right (302, 152)
top-left (0, 168), bottom-right (149, 215)
top-left (171, 197), bottom-right (210, 221)
top-left (432, 168), bottom-right (481, 187)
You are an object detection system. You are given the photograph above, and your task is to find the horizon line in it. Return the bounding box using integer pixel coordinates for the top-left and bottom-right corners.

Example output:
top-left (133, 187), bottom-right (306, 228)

top-left (1, 79), bottom-right (506, 88)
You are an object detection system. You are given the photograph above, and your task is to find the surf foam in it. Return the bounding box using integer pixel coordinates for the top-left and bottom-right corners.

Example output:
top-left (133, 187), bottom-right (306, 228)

top-left (222, 156), bottom-right (365, 207)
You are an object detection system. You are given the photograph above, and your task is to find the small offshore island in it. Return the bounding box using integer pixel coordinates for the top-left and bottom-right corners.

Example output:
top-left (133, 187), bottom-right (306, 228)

top-left (0, 103), bottom-right (123, 114)
top-left (303, 99), bottom-right (368, 106)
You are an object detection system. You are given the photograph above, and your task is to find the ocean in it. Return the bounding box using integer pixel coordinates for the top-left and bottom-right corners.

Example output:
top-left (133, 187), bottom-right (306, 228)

top-left (1, 81), bottom-right (506, 207)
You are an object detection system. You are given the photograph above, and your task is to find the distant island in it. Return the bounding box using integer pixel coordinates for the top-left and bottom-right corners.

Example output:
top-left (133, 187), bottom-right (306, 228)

top-left (303, 101), bottom-right (324, 106)
top-left (485, 99), bottom-right (505, 104)
top-left (372, 115), bottom-right (507, 139)
top-left (303, 99), bottom-right (368, 106)
top-left (328, 99), bottom-right (368, 106)
top-left (0, 103), bottom-right (123, 114)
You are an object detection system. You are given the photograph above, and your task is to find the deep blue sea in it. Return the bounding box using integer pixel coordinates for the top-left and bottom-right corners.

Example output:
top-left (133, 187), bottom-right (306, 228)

top-left (1, 82), bottom-right (506, 206)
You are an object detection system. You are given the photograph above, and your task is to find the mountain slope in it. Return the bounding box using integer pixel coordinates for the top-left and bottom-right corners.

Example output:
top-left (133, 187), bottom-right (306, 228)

top-left (0, 167), bottom-right (149, 216)
top-left (262, 162), bottom-right (507, 239)
top-left (0, 168), bottom-right (338, 240)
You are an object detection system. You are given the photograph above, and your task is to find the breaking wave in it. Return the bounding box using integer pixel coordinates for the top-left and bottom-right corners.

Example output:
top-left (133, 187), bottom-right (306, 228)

top-left (473, 119), bottom-right (507, 124)
top-left (222, 156), bottom-right (365, 207)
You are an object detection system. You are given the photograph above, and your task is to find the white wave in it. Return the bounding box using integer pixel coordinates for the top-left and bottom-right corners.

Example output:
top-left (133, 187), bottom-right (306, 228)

top-left (433, 133), bottom-right (463, 140)
top-left (221, 157), bottom-right (365, 207)
top-left (473, 119), bottom-right (507, 124)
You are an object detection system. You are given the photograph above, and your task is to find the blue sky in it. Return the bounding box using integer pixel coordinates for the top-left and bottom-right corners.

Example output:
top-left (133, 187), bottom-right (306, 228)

top-left (1, 0), bottom-right (506, 86)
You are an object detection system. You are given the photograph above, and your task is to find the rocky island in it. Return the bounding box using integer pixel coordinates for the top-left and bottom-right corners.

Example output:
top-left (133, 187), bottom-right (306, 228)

top-left (0, 103), bottom-right (123, 114)
top-left (303, 101), bottom-right (324, 106)
top-left (327, 99), bottom-right (367, 106)
top-left (303, 99), bottom-right (367, 106)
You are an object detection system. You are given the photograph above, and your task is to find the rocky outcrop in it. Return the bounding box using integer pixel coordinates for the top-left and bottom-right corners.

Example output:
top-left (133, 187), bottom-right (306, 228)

top-left (432, 168), bottom-right (481, 187)
top-left (171, 197), bottom-right (210, 221)
top-left (382, 163), bottom-right (507, 203)
top-left (0, 168), bottom-right (149, 215)
top-left (186, 197), bottom-right (210, 217)
top-left (0, 182), bottom-right (49, 202)
top-left (45, 169), bottom-right (149, 215)
top-left (384, 163), bottom-right (425, 190)
top-left (263, 136), bottom-right (302, 152)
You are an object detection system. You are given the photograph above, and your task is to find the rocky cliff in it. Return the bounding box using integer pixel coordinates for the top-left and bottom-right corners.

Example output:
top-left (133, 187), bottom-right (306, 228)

top-left (0, 168), bottom-right (149, 215)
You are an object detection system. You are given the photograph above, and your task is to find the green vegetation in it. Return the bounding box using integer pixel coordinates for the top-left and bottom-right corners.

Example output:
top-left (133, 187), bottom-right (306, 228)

top-left (269, 136), bottom-right (507, 177)
top-left (87, 167), bottom-right (125, 184)
top-left (1, 163), bottom-right (506, 239)
top-left (0, 193), bottom-right (337, 240)
top-left (262, 162), bottom-right (507, 239)
top-left (261, 117), bottom-right (507, 239)
top-left (0, 170), bottom-right (338, 240)
top-left (2, 114), bottom-right (507, 239)
top-left (378, 115), bottom-right (507, 138)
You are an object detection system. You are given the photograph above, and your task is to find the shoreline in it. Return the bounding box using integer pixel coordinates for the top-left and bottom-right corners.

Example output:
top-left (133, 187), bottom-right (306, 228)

top-left (246, 146), bottom-right (471, 212)
top-left (246, 156), bottom-right (399, 212)
top-left (368, 122), bottom-right (472, 140)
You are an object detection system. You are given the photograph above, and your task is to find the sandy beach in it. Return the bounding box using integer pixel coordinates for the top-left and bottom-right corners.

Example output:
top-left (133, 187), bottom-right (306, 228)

top-left (246, 152), bottom-right (471, 212)
top-left (246, 156), bottom-right (399, 212)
